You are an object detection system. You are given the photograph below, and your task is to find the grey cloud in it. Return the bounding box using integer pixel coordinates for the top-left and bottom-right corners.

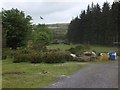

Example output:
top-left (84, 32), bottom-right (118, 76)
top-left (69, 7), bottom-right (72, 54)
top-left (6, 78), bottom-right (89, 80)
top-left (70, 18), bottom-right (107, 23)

top-left (3, 2), bottom-right (75, 15)
top-left (2, 0), bottom-right (113, 24)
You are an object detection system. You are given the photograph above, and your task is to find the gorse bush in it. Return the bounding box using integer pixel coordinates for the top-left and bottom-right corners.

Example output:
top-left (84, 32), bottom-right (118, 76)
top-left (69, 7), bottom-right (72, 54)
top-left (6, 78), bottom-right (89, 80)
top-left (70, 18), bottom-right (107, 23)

top-left (64, 53), bottom-right (74, 61)
top-left (68, 44), bottom-right (90, 55)
top-left (5, 43), bottom-right (91, 63)
top-left (44, 51), bottom-right (66, 63)
top-left (16, 48), bottom-right (30, 54)
top-left (13, 54), bottom-right (30, 63)
top-left (31, 44), bottom-right (47, 51)
top-left (29, 52), bottom-right (43, 63)
top-left (13, 50), bottom-right (67, 63)
top-left (68, 47), bottom-right (76, 54)
top-left (2, 48), bottom-right (17, 59)
top-left (13, 52), bottom-right (44, 63)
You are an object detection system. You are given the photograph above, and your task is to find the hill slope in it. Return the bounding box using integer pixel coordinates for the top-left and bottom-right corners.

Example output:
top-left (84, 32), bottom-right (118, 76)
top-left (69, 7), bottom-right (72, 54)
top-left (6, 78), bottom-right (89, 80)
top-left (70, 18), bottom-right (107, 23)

top-left (46, 23), bottom-right (69, 42)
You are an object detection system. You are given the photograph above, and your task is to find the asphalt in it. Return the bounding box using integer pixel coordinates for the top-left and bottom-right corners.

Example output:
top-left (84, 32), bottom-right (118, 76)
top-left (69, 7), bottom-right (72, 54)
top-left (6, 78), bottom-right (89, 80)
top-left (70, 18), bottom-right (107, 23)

top-left (44, 61), bottom-right (118, 88)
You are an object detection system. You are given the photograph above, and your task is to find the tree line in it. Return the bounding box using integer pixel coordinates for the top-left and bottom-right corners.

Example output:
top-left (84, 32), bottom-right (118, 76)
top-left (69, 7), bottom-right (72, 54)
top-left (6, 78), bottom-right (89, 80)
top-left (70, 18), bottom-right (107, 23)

top-left (66, 1), bottom-right (119, 46)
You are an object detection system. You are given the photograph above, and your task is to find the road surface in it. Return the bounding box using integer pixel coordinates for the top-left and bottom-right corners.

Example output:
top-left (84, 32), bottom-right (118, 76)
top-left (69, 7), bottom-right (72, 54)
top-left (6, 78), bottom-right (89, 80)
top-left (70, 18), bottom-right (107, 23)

top-left (45, 61), bottom-right (118, 88)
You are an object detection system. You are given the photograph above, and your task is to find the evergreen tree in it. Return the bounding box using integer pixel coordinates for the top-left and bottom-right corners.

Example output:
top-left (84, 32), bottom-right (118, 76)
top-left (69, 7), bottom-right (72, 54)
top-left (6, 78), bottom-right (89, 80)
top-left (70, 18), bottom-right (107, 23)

top-left (101, 2), bottom-right (111, 45)
top-left (67, 1), bottom-right (119, 46)
top-left (111, 1), bottom-right (119, 44)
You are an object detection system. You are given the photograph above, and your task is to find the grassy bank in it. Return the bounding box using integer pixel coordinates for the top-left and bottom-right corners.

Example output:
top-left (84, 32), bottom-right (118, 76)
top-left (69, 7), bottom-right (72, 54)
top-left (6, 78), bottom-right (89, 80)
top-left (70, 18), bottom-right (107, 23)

top-left (47, 44), bottom-right (76, 51)
top-left (47, 44), bottom-right (118, 52)
top-left (90, 45), bottom-right (118, 52)
top-left (2, 59), bottom-right (88, 88)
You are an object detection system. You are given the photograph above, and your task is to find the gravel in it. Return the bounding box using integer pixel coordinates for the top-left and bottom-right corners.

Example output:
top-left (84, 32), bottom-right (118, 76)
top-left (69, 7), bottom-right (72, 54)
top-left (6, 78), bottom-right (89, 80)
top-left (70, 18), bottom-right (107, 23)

top-left (44, 61), bottom-right (118, 88)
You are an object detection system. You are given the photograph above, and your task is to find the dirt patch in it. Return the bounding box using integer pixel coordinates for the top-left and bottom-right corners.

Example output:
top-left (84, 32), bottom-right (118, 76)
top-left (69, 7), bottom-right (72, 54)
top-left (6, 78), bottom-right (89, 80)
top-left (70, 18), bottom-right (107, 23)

top-left (2, 71), bottom-right (25, 76)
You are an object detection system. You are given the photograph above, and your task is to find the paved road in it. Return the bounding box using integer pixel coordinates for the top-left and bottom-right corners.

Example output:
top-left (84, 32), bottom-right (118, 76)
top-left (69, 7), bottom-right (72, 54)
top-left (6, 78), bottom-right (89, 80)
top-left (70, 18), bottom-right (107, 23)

top-left (45, 61), bottom-right (118, 88)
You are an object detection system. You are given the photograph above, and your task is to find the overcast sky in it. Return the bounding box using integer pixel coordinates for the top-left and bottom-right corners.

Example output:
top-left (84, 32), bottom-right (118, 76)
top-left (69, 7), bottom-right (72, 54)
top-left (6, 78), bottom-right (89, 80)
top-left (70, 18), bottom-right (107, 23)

top-left (1, 0), bottom-right (114, 24)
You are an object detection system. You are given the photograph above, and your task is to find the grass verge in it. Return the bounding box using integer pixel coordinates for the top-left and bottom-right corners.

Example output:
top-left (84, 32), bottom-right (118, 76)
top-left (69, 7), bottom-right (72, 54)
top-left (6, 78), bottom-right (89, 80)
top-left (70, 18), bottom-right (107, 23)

top-left (2, 59), bottom-right (88, 88)
top-left (47, 44), bottom-right (118, 52)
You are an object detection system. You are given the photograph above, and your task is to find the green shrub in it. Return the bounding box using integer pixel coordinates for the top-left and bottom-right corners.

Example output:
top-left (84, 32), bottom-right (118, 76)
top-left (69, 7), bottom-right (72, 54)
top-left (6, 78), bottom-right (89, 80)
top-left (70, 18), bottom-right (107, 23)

top-left (13, 54), bottom-right (30, 63)
top-left (68, 44), bottom-right (90, 55)
top-left (68, 47), bottom-right (76, 54)
top-left (13, 48), bottom-right (33, 62)
top-left (13, 49), bottom-right (74, 64)
top-left (29, 53), bottom-right (43, 63)
top-left (31, 44), bottom-right (48, 51)
top-left (13, 52), bottom-right (43, 63)
top-left (16, 48), bottom-right (31, 54)
top-left (64, 53), bottom-right (74, 61)
top-left (44, 51), bottom-right (66, 63)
